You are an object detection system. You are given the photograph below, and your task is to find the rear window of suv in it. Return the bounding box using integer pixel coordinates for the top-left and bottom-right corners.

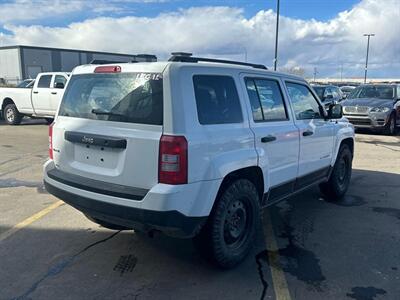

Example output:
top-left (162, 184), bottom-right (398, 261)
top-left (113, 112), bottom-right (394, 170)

top-left (59, 72), bottom-right (163, 125)
top-left (193, 75), bottom-right (243, 125)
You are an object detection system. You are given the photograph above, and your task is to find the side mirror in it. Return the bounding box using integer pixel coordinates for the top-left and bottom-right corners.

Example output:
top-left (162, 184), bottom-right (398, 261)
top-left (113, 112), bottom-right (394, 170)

top-left (328, 103), bottom-right (343, 119)
top-left (54, 82), bottom-right (65, 89)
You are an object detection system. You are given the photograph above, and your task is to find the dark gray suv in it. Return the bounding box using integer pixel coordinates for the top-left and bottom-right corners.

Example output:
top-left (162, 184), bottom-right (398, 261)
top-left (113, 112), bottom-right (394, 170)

top-left (342, 84), bottom-right (400, 135)
top-left (312, 85), bottom-right (345, 108)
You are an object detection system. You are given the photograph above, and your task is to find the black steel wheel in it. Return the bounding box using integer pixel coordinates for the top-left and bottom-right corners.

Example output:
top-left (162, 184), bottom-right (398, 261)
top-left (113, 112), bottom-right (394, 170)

top-left (320, 144), bottom-right (352, 200)
top-left (194, 179), bottom-right (260, 268)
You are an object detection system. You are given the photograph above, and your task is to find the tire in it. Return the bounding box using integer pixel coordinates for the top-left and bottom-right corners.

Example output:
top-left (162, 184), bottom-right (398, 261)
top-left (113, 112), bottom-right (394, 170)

top-left (3, 103), bottom-right (22, 125)
top-left (194, 179), bottom-right (260, 269)
top-left (45, 118), bottom-right (54, 125)
top-left (383, 113), bottom-right (396, 136)
top-left (320, 144), bottom-right (352, 200)
top-left (85, 215), bottom-right (130, 231)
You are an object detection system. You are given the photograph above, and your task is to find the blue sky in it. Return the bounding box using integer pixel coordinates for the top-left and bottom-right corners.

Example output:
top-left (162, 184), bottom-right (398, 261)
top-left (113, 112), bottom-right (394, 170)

top-left (8, 0), bottom-right (362, 28)
top-left (129, 0), bottom-right (361, 20)
top-left (0, 0), bottom-right (398, 78)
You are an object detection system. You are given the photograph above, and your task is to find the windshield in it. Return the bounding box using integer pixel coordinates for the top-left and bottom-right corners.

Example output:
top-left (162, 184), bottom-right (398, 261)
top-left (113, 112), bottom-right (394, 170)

top-left (59, 72), bottom-right (163, 125)
top-left (17, 80), bottom-right (33, 88)
top-left (312, 86), bottom-right (325, 99)
top-left (341, 87), bottom-right (354, 92)
top-left (349, 86), bottom-right (394, 100)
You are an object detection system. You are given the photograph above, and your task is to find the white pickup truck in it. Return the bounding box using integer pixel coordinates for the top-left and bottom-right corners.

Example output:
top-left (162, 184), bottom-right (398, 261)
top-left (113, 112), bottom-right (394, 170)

top-left (0, 72), bottom-right (69, 125)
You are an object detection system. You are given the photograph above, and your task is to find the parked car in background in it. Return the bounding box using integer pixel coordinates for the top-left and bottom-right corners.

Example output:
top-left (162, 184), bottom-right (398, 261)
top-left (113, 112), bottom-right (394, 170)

top-left (342, 84), bottom-right (400, 135)
top-left (312, 85), bottom-right (345, 108)
top-left (44, 55), bottom-right (354, 268)
top-left (0, 72), bottom-right (69, 125)
top-left (340, 85), bottom-right (356, 97)
top-left (16, 79), bottom-right (35, 88)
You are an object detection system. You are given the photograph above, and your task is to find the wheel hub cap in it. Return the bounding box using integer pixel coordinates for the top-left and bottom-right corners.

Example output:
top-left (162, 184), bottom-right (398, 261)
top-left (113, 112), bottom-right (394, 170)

top-left (6, 108), bottom-right (14, 122)
top-left (224, 200), bottom-right (247, 244)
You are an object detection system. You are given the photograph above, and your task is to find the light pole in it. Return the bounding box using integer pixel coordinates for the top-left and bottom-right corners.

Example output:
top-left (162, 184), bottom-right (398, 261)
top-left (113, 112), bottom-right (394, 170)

top-left (340, 62), bottom-right (343, 82)
top-left (363, 33), bottom-right (375, 83)
top-left (273, 0), bottom-right (280, 71)
top-left (313, 67), bottom-right (318, 82)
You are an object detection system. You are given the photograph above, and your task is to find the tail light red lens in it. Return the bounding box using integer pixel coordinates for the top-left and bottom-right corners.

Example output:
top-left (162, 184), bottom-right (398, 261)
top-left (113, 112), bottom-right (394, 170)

top-left (158, 135), bottom-right (188, 185)
top-left (94, 65), bottom-right (121, 73)
top-left (49, 122), bottom-right (54, 159)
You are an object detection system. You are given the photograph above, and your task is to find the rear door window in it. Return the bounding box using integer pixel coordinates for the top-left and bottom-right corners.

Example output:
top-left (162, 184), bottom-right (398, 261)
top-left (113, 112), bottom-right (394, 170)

top-left (59, 72), bottom-right (163, 125)
top-left (37, 75), bottom-right (52, 88)
top-left (245, 78), bottom-right (288, 122)
top-left (193, 75), bottom-right (243, 125)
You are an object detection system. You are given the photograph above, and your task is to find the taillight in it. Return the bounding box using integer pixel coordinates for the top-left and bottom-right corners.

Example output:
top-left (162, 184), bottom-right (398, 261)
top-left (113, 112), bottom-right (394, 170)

top-left (49, 122), bottom-right (54, 160)
top-left (158, 135), bottom-right (188, 185)
top-left (94, 65), bottom-right (121, 73)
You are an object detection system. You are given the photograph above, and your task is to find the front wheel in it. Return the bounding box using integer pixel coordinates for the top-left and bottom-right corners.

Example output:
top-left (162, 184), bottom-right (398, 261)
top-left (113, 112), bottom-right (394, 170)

top-left (194, 179), bottom-right (260, 268)
top-left (320, 144), bottom-right (352, 200)
top-left (384, 113), bottom-right (396, 136)
top-left (3, 103), bottom-right (22, 125)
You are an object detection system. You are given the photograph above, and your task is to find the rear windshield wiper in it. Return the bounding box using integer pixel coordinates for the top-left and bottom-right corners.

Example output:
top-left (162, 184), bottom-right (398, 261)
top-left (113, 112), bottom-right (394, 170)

top-left (91, 109), bottom-right (124, 117)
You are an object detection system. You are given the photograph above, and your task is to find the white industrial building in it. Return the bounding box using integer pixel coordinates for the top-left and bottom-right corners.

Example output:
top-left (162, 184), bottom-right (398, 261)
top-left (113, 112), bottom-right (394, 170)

top-left (0, 45), bottom-right (156, 85)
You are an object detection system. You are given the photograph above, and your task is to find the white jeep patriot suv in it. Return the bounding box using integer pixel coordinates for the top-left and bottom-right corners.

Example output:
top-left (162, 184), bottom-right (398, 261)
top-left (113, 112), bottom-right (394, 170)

top-left (44, 53), bottom-right (354, 268)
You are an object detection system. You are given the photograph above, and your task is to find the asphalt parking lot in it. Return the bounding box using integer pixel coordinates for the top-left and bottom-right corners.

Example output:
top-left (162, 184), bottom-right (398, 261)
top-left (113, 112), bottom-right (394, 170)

top-left (0, 118), bottom-right (399, 300)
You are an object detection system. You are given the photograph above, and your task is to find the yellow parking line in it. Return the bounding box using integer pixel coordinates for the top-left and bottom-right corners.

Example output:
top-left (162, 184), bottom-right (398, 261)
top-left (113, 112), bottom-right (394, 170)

top-left (0, 200), bottom-right (64, 243)
top-left (264, 212), bottom-right (292, 300)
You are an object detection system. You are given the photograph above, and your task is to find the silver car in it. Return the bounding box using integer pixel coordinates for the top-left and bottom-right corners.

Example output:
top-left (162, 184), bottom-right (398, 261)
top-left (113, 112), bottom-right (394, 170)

top-left (342, 84), bottom-right (400, 135)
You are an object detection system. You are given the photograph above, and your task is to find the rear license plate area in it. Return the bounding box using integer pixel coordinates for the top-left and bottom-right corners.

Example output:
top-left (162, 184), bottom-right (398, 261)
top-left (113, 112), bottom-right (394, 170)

top-left (74, 143), bottom-right (121, 168)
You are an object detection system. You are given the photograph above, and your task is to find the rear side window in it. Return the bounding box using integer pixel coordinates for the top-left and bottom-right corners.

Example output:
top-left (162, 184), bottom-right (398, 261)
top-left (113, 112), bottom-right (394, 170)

top-left (54, 75), bottom-right (67, 88)
top-left (59, 73), bottom-right (163, 125)
top-left (193, 75), bottom-right (242, 125)
top-left (37, 75), bottom-right (52, 88)
top-left (245, 78), bottom-right (288, 122)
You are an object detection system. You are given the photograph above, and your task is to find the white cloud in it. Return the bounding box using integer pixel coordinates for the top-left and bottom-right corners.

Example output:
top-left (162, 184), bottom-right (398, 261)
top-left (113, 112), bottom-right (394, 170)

top-left (0, 0), bottom-right (167, 23)
top-left (0, 0), bottom-right (399, 77)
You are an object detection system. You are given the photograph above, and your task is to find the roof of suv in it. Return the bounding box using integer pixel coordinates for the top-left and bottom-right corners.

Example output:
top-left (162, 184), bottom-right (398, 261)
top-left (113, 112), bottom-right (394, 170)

top-left (71, 61), bottom-right (305, 81)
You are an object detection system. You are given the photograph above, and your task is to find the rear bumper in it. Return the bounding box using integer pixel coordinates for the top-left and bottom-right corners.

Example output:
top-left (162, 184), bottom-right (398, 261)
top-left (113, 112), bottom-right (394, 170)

top-left (44, 181), bottom-right (206, 238)
top-left (43, 161), bottom-right (221, 238)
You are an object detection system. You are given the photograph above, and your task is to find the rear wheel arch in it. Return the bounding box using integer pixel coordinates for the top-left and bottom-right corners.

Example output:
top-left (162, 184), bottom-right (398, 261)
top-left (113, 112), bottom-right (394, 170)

top-left (1, 98), bottom-right (15, 111)
top-left (215, 166), bottom-right (264, 206)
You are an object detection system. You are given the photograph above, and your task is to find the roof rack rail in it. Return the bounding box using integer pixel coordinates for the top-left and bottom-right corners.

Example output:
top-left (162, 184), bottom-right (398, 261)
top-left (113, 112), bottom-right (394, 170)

top-left (89, 59), bottom-right (125, 65)
top-left (89, 54), bottom-right (157, 65)
top-left (168, 52), bottom-right (267, 70)
top-left (134, 54), bottom-right (157, 61)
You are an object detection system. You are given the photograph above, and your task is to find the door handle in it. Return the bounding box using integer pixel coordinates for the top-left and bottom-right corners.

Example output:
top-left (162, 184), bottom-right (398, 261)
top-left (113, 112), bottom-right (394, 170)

top-left (302, 130), bottom-right (314, 137)
top-left (51, 92), bottom-right (57, 95)
top-left (33, 91), bottom-right (39, 94)
top-left (261, 135), bottom-right (277, 143)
